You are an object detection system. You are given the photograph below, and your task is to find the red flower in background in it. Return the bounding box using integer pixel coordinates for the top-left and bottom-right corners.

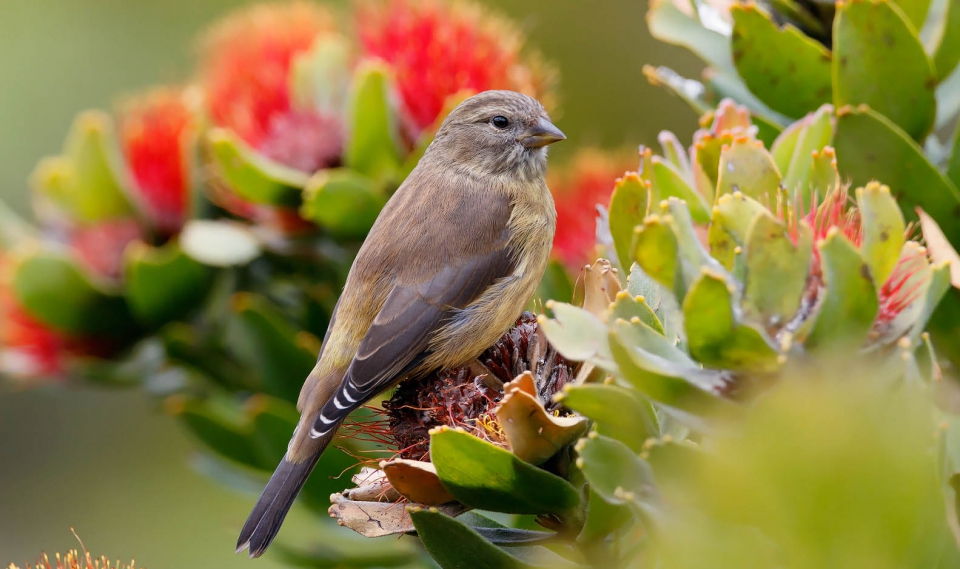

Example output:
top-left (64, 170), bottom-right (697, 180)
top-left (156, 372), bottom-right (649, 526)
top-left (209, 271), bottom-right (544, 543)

top-left (356, 0), bottom-right (554, 138)
top-left (0, 256), bottom-right (69, 378)
top-left (199, 1), bottom-right (343, 173)
top-left (551, 151), bottom-right (632, 270)
top-left (119, 88), bottom-right (195, 235)
top-left (70, 219), bottom-right (143, 280)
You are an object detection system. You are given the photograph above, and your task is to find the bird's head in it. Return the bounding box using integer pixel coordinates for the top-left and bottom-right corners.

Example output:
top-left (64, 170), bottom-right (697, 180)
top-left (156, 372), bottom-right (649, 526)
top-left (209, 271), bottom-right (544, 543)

top-left (429, 90), bottom-right (565, 182)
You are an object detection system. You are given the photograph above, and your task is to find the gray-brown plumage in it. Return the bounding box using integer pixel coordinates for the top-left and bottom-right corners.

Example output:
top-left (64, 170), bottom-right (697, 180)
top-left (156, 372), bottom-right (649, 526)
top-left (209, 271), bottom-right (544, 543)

top-left (237, 90), bottom-right (565, 557)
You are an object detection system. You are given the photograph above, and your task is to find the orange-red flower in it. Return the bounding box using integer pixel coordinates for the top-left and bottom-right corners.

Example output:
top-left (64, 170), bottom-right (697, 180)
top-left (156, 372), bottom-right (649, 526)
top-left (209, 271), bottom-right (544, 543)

top-left (0, 256), bottom-right (69, 379)
top-left (199, 2), bottom-right (343, 172)
top-left (356, 0), bottom-right (554, 138)
top-left (550, 150), bottom-right (632, 270)
top-left (118, 88), bottom-right (194, 235)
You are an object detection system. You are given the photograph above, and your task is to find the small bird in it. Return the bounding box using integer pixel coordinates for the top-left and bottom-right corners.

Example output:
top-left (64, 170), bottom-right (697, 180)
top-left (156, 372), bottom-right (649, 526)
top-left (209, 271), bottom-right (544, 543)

top-left (236, 90), bottom-right (565, 557)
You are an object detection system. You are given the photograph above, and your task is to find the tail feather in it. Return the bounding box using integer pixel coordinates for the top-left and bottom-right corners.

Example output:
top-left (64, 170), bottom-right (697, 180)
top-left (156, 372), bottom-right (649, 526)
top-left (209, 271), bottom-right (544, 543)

top-left (236, 433), bottom-right (334, 558)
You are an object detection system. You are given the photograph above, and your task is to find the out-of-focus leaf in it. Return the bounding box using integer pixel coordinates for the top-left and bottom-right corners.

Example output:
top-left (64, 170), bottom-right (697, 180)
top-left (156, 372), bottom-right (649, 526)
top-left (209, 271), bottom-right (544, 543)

top-left (344, 61), bottom-right (403, 182)
top-left (30, 110), bottom-right (134, 224)
top-left (555, 383), bottom-right (659, 452)
top-left (834, 105), bottom-right (960, 246)
top-left (123, 239), bottom-right (213, 326)
top-left (575, 434), bottom-right (655, 508)
top-left (857, 182), bottom-right (906, 287)
top-left (207, 128), bottom-right (309, 207)
top-left (11, 249), bottom-right (136, 336)
top-left (833, 0), bottom-right (937, 140)
top-left (715, 137), bottom-right (782, 203)
top-left (167, 394), bottom-right (261, 469)
top-left (608, 173), bottom-right (650, 270)
top-left (642, 65), bottom-right (710, 117)
top-left (226, 293), bottom-right (318, 404)
top-left (273, 534), bottom-right (421, 569)
top-left (289, 35), bottom-right (351, 114)
top-left (647, 0), bottom-right (733, 74)
top-left (933, 0), bottom-right (960, 81)
top-left (430, 427), bottom-right (580, 515)
top-left (806, 231), bottom-right (879, 352)
top-left (891, 0), bottom-right (932, 30)
top-left (743, 212), bottom-right (812, 326)
top-left (682, 269), bottom-right (782, 372)
top-left (730, 4), bottom-right (833, 118)
top-left (180, 219), bottom-right (262, 267)
top-left (577, 486), bottom-right (633, 544)
top-left (532, 260), bottom-right (574, 308)
top-left (918, 208), bottom-right (960, 288)
top-left (300, 168), bottom-right (386, 239)
top-left (410, 509), bottom-right (571, 569)
top-left (949, 114), bottom-right (960, 190)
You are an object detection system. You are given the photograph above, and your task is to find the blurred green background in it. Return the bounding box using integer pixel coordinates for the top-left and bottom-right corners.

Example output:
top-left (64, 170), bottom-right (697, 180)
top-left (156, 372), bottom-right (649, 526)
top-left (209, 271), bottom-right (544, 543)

top-left (0, 0), bottom-right (698, 565)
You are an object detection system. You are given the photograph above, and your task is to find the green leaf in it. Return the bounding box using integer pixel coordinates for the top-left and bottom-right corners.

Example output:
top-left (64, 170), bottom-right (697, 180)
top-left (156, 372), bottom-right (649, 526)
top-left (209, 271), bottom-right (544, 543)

top-left (532, 260), bottom-right (574, 307)
top-left (226, 293), bottom-right (319, 404)
top-left (12, 250), bottom-right (136, 336)
top-left (289, 35), bottom-right (351, 114)
top-left (429, 427), bottom-right (580, 515)
top-left (856, 182), bottom-right (906, 287)
top-left (662, 199), bottom-right (722, 298)
top-left (743, 212), bottom-right (812, 327)
top-left (639, 150), bottom-right (710, 223)
top-left (609, 173), bottom-right (650, 269)
top-left (608, 290), bottom-right (664, 335)
top-left (642, 65), bottom-right (710, 117)
top-left (833, 0), bottom-right (937, 141)
top-left (170, 395), bottom-right (261, 469)
top-left (773, 106), bottom-right (835, 202)
top-left (179, 220), bottom-right (262, 267)
top-left (682, 269), bottom-right (782, 372)
top-left (715, 137), bottom-right (782, 203)
top-left (556, 383), bottom-right (659, 452)
top-left (933, 0), bottom-right (960, 80)
top-left (632, 215), bottom-right (679, 293)
top-left (30, 111), bottom-right (134, 224)
top-left (577, 486), bottom-right (633, 544)
top-left (410, 509), bottom-right (560, 569)
top-left (575, 434), bottom-right (655, 507)
top-left (207, 128), bottom-right (309, 207)
top-left (834, 105), bottom-right (960, 246)
top-left (731, 4), bottom-right (833, 118)
top-left (806, 231), bottom-right (880, 352)
top-left (714, 191), bottom-right (767, 245)
top-left (300, 168), bottom-right (386, 239)
top-left (891, 0), bottom-right (932, 30)
top-left (539, 303), bottom-right (614, 369)
top-left (344, 61), bottom-right (404, 182)
top-left (123, 240), bottom-right (213, 326)
top-left (949, 114), bottom-right (960, 189)
top-left (647, 0), bottom-right (734, 74)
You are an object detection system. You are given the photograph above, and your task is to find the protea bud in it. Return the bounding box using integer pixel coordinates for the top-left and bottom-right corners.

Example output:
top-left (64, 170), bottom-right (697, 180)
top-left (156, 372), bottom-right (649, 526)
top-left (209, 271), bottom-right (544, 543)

top-left (355, 0), bottom-right (555, 139)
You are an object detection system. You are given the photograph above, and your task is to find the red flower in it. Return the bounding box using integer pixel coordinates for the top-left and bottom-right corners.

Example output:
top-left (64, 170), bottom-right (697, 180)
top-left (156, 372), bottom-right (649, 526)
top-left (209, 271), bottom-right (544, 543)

top-left (356, 0), bottom-right (554, 138)
top-left (551, 151), bottom-right (632, 270)
top-left (199, 2), bottom-right (343, 173)
top-left (69, 218), bottom-right (142, 280)
top-left (118, 88), bottom-right (194, 235)
top-left (0, 258), bottom-right (68, 379)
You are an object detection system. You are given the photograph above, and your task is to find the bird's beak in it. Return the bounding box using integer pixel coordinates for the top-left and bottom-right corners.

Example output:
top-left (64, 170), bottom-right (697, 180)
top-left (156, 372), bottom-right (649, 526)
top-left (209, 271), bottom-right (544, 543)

top-left (518, 117), bottom-right (566, 148)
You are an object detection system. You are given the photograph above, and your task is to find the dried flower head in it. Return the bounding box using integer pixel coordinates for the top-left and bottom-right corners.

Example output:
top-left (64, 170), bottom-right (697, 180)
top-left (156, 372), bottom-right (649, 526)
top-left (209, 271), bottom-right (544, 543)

top-left (356, 0), bottom-right (555, 138)
top-left (551, 150), bottom-right (632, 270)
top-left (199, 2), bottom-right (343, 172)
top-left (118, 88), bottom-right (195, 235)
top-left (382, 312), bottom-right (578, 461)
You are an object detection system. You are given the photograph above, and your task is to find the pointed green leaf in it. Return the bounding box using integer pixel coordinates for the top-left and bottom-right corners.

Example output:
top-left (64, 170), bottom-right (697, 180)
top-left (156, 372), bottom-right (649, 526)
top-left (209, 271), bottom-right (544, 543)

top-left (207, 128), bottom-right (309, 207)
top-left (124, 240), bottom-right (213, 326)
top-left (716, 137), bottom-right (782, 202)
top-left (430, 427), bottom-right (580, 515)
top-left (658, 131), bottom-right (689, 172)
top-left (575, 434), bottom-right (655, 507)
top-left (731, 4), bottom-right (833, 118)
top-left (856, 182), bottom-right (906, 287)
top-left (300, 168), bottom-right (386, 239)
top-left (833, 0), bottom-right (937, 140)
top-left (30, 111), bottom-right (134, 224)
top-left (632, 216), bottom-right (679, 292)
top-left (556, 383), bottom-right (659, 452)
top-left (226, 293), bottom-right (319, 404)
top-left (933, 0), bottom-right (960, 80)
top-left (608, 290), bottom-right (664, 335)
top-left (806, 231), bottom-right (880, 351)
top-left (809, 146), bottom-right (841, 197)
top-left (682, 269), bottom-right (782, 372)
top-left (743, 212), bottom-right (812, 326)
top-left (834, 105), bottom-right (960, 246)
top-left (608, 173), bottom-right (650, 270)
top-left (775, 106), bottom-right (835, 202)
top-left (12, 249), bottom-right (136, 336)
top-left (344, 61), bottom-right (403, 182)
top-left (644, 155), bottom-right (710, 223)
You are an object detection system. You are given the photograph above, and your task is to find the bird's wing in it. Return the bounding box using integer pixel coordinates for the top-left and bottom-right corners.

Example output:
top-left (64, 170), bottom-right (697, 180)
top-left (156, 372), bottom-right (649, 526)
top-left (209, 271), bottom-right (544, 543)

top-left (310, 243), bottom-right (515, 437)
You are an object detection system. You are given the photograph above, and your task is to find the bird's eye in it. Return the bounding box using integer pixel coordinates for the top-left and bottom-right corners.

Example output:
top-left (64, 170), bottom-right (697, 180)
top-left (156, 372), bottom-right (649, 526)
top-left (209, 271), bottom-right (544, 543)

top-left (491, 115), bottom-right (509, 129)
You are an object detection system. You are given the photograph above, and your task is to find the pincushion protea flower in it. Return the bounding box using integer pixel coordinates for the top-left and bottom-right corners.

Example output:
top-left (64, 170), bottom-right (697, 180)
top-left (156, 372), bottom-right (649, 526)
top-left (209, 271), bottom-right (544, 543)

top-left (355, 0), bottom-right (555, 139)
top-left (8, 551), bottom-right (138, 569)
top-left (118, 88), bottom-right (195, 236)
top-left (199, 1), bottom-right (344, 173)
top-left (550, 150), bottom-right (633, 270)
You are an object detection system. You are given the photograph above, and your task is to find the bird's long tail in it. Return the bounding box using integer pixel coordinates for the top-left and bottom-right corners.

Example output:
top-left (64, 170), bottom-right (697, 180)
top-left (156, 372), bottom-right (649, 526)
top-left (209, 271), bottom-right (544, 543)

top-left (236, 431), bottom-right (334, 558)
